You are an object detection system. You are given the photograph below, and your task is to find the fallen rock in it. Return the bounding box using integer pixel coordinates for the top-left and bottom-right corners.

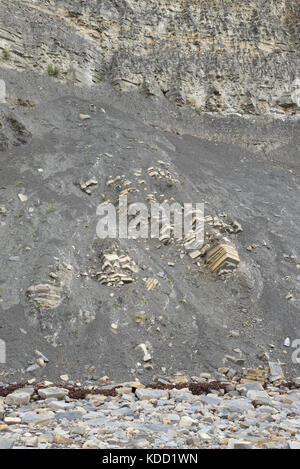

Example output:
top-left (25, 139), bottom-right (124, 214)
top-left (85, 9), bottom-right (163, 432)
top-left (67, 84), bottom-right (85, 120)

top-left (5, 391), bottom-right (31, 406)
top-left (80, 178), bottom-right (98, 194)
top-left (242, 368), bottom-right (267, 385)
top-left (24, 437), bottom-right (38, 447)
top-left (20, 412), bottom-right (54, 425)
top-left (228, 440), bottom-right (253, 449)
top-left (18, 193), bottom-right (28, 202)
top-left (179, 416), bottom-right (197, 428)
top-left (0, 438), bottom-right (14, 449)
top-left (82, 439), bottom-right (100, 449)
top-left (4, 417), bottom-right (21, 425)
top-left (27, 283), bottom-right (62, 309)
top-left (135, 388), bottom-right (169, 401)
top-left (137, 343), bottom-right (152, 362)
top-left (38, 387), bottom-right (69, 400)
top-left (145, 277), bottom-right (159, 291)
top-left (206, 243), bottom-right (240, 274)
top-left (268, 362), bottom-right (284, 383)
top-left (96, 251), bottom-right (138, 286)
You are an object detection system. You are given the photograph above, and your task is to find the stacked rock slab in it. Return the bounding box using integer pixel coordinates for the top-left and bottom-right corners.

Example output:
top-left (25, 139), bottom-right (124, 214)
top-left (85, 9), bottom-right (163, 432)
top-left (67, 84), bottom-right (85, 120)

top-left (26, 284), bottom-right (62, 309)
top-left (206, 243), bottom-right (240, 274)
top-left (96, 252), bottom-right (138, 286)
top-left (241, 368), bottom-right (268, 385)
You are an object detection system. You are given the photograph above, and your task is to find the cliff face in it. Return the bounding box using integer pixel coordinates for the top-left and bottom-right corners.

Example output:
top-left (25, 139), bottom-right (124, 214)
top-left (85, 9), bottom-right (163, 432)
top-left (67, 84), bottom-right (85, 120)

top-left (1, 0), bottom-right (299, 116)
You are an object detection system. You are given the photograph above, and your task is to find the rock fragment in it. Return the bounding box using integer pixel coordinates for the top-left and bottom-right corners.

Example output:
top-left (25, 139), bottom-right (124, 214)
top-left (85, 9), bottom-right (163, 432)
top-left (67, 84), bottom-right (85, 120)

top-left (268, 362), bottom-right (284, 383)
top-left (5, 391), bottom-right (31, 406)
top-left (137, 343), bottom-right (152, 362)
top-left (145, 277), bottom-right (159, 291)
top-left (135, 388), bottom-right (169, 401)
top-left (96, 251), bottom-right (138, 286)
top-left (241, 368), bottom-right (267, 385)
top-left (38, 387), bottom-right (69, 400)
top-left (18, 193), bottom-right (28, 202)
top-left (206, 243), bottom-right (240, 274)
top-left (80, 178), bottom-right (98, 194)
top-left (26, 283), bottom-right (62, 309)
top-left (0, 438), bottom-right (14, 449)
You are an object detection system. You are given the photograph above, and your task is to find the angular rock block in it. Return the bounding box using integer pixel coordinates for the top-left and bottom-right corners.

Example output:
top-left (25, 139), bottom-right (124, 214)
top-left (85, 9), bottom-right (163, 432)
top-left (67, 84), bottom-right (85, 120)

top-left (206, 243), bottom-right (240, 274)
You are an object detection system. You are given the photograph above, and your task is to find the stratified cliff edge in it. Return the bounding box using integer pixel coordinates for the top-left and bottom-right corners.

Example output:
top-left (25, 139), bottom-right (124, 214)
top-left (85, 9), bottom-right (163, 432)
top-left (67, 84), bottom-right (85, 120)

top-left (1, 0), bottom-right (299, 116)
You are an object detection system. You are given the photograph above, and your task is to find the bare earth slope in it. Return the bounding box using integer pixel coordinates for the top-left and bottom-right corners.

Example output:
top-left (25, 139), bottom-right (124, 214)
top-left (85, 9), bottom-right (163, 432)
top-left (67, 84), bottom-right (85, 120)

top-left (0, 1), bottom-right (299, 384)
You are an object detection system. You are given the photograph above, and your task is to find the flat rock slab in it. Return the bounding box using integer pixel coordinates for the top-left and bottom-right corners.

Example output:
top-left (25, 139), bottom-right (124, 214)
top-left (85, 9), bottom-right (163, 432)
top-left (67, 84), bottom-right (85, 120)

top-left (0, 438), bottom-right (14, 449)
top-left (55, 411), bottom-right (85, 421)
top-left (20, 412), bottom-right (55, 425)
top-left (135, 389), bottom-right (169, 401)
top-left (219, 399), bottom-right (254, 412)
top-left (38, 387), bottom-right (69, 400)
top-left (228, 439), bottom-right (253, 449)
top-left (288, 441), bottom-right (300, 449)
top-left (199, 395), bottom-right (222, 406)
top-left (5, 391), bottom-right (31, 406)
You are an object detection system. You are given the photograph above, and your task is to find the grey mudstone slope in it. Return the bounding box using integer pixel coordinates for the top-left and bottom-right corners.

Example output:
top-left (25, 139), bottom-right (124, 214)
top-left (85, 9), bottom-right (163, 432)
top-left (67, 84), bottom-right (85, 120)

top-left (0, 70), bottom-right (299, 383)
top-left (0, 1), bottom-right (299, 384)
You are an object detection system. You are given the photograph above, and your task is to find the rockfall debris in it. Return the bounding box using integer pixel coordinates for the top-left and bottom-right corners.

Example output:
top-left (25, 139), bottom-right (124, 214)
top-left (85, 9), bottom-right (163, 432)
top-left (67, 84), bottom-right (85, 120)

top-left (206, 243), bottom-right (240, 274)
top-left (95, 252), bottom-right (139, 286)
top-left (1, 365), bottom-right (300, 449)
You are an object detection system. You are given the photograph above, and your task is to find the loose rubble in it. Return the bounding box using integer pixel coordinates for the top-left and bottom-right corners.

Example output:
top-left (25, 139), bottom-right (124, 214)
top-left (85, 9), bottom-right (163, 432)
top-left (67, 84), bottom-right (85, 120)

top-left (95, 252), bottom-right (139, 286)
top-left (1, 367), bottom-right (300, 449)
top-left (80, 178), bottom-right (98, 195)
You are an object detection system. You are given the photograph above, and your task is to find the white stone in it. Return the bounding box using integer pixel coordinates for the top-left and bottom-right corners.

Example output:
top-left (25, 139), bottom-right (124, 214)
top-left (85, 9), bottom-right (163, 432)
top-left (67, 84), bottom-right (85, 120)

top-left (60, 374), bottom-right (69, 382)
top-left (4, 417), bottom-right (21, 425)
top-left (18, 193), bottom-right (28, 202)
top-left (5, 391), bottom-right (31, 406)
top-left (284, 337), bottom-right (290, 347)
top-left (179, 415), bottom-right (197, 428)
top-left (137, 343), bottom-right (152, 362)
